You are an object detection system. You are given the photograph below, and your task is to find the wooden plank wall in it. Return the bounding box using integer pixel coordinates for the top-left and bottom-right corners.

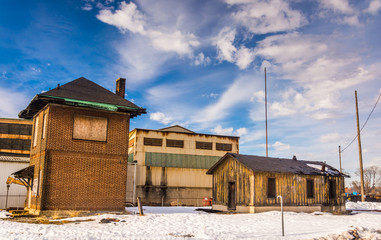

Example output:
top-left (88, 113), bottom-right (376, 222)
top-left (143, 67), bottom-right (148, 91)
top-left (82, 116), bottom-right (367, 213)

top-left (254, 172), bottom-right (345, 206)
top-left (212, 156), bottom-right (345, 207)
top-left (213, 156), bottom-right (252, 206)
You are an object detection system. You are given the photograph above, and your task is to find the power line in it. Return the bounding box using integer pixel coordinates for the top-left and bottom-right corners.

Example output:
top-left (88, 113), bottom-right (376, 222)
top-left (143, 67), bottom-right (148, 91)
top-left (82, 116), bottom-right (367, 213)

top-left (341, 91), bottom-right (381, 153)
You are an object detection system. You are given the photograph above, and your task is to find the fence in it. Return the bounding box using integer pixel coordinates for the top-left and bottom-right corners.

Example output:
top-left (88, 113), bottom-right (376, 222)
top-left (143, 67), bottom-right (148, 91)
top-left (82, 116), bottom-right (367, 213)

top-left (0, 195), bottom-right (26, 210)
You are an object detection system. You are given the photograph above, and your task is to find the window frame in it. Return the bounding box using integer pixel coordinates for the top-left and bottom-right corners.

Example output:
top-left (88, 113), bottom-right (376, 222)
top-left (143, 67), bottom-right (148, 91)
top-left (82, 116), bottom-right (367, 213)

top-left (166, 139), bottom-right (184, 148)
top-left (196, 141), bottom-right (212, 150)
top-left (306, 179), bottom-right (314, 198)
top-left (216, 143), bottom-right (232, 151)
top-left (143, 137), bottom-right (162, 146)
top-left (267, 177), bottom-right (276, 198)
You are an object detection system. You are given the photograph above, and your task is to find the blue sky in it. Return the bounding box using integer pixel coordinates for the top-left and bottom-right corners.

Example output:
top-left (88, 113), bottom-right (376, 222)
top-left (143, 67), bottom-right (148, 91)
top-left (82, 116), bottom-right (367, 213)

top-left (1, 0), bottom-right (381, 180)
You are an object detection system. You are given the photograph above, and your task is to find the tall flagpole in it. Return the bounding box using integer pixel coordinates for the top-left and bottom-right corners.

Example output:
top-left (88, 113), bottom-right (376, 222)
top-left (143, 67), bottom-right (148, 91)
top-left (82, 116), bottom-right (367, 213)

top-left (265, 68), bottom-right (268, 157)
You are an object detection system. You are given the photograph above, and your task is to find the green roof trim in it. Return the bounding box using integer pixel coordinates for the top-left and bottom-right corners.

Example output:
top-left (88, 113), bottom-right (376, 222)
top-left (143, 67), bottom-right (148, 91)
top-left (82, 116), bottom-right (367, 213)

top-left (145, 152), bottom-right (221, 169)
top-left (40, 95), bottom-right (141, 112)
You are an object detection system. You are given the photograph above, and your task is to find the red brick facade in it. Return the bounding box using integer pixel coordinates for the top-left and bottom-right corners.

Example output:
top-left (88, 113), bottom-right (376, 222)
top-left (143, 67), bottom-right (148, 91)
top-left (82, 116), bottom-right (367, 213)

top-left (29, 103), bottom-right (130, 211)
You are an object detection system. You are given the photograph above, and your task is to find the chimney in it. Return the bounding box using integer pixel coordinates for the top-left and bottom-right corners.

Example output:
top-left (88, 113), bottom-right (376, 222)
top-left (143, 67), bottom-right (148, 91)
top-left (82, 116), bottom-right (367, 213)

top-left (116, 78), bottom-right (126, 98)
top-left (292, 155), bottom-right (297, 160)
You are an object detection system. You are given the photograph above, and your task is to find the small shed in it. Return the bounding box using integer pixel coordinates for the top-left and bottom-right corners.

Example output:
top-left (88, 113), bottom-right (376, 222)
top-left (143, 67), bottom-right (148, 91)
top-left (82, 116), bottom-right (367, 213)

top-left (206, 153), bottom-right (348, 213)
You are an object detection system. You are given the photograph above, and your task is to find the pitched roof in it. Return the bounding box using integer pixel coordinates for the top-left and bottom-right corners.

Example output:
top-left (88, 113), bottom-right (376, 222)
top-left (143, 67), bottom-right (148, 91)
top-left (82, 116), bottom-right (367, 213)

top-left (19, 77), bottom-right (146, 119)
top-left (158, 125), bottom-right (195, 133)
top-left (207, 153), bottom-right (348, 177)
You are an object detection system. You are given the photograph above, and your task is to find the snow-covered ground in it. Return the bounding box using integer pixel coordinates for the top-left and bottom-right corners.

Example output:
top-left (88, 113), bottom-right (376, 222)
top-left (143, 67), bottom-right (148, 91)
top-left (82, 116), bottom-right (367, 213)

top-left (0, 202), bottom-right (380, 239)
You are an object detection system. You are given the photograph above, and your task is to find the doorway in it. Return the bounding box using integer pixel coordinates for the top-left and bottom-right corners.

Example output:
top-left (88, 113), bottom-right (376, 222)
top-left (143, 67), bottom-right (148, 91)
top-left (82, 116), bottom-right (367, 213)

top-left (228, 182), bottom-right (236, 210)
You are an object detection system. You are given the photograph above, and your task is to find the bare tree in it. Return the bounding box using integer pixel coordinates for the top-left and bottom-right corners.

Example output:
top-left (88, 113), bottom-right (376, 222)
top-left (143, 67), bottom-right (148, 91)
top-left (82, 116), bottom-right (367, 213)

top-left (351, 166), bottom-right (381, 195)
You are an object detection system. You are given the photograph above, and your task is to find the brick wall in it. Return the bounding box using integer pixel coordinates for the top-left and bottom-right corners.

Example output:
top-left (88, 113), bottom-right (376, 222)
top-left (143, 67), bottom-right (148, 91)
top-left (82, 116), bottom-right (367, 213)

top-left (29, 104), bottom-right (130, 211)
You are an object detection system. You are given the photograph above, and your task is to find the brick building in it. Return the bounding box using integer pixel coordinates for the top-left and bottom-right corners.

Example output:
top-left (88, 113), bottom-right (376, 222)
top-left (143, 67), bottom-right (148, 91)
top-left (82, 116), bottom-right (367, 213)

top-left (17, 77), bottom-right (145, 214)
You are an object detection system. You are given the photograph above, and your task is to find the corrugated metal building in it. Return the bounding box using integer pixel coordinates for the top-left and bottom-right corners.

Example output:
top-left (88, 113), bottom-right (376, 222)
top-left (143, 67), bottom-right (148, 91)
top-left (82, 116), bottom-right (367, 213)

top-left (127, 125), bottom-right (239, 206)
top-left (0, 118), bottom-right (32, 209)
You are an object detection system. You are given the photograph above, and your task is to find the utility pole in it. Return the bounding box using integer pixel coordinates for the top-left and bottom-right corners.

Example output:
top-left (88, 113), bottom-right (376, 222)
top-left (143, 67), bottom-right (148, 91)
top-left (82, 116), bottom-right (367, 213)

top-left (265, 67), bottom-right (268, 157)
top-left (355, 90), bottom-right (365, 202)
top-left (338, 145), bottom-right (342, 173)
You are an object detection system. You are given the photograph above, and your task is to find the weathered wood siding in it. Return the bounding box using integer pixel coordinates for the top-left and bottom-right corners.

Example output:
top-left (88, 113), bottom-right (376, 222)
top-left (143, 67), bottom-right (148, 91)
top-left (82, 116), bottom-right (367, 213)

top-left (212, 156), bottom-right (253, 206)
top-left (254, 173), bottom-right (343, 206)
top-left (212, 156), bottom-right (345, 208)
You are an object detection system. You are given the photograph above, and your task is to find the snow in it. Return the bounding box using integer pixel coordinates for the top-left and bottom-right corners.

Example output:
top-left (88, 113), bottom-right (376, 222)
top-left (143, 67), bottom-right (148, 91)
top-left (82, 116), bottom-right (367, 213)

top-left (0, 202), bottom-right (380, 239)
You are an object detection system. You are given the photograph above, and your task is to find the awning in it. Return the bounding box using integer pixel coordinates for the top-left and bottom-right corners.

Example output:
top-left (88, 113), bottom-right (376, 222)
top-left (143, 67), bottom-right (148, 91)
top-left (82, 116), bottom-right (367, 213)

top-left (11, 165), bottom-right (34, 188)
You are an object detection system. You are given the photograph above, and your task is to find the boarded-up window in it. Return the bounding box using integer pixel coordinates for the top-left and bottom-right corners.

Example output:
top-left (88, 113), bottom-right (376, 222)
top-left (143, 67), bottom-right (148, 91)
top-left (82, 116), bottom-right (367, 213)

top-left (196, 141), bottom-right (212, 150)
top-left (144, 138), bottom-right (162, 146)
top-left (307, 179), bottom-right (314, 198)
top-left (73, 115), bottom-right (107, 142)
top-left (166, 139), bottom-right (184, 148)
top-left (267, 178), bottom-right (276, 198)
top-left (216, 143), bottom-right (232, 151)
top-left (329, 180), bottom-right (336, 199)
top-left (32, 117), bottom-right (39, 147)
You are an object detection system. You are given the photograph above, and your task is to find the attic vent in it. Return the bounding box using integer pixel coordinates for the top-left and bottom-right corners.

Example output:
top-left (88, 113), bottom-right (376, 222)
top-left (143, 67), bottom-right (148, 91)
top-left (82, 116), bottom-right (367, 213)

top-left (292, 155), bottom-right (297, 160)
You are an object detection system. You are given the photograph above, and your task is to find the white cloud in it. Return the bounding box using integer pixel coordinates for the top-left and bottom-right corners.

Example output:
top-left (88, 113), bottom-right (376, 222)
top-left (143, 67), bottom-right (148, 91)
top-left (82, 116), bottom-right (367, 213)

top-left (235, 128), bottom-right (248, 136)
top-left (226, 0), bottom-right (307, 34)
top-left (150, 112), bottom-right (173, 125)
top-left (364, 0), bottom-right (381, 14)
top-left (82, 3), bottom-right (93, 11)
top-left (193, 53), bottom-right (211, 66)
top-left (0, 88), bottom-right (29, 118)
top-left (97, 1), bottom-right (199, 56)
top-left (97, 2), bottom-right (146, 34)
top-left (254, 33), bottom-right (376, 119)
top-left (272, 141), bottom-right (290, 151)
top-left (193, 74), bottom-right (261, 123)
top-left (319, 133), bottom-right (340, 143)
top-left (212, 125), bottom-right (233, 135)
top-left (318, 0), bottom-right (354, 14)
top-left (214, 27), bottom-right (255, 69)
top-left (215, 27), bottom-right (237, 63)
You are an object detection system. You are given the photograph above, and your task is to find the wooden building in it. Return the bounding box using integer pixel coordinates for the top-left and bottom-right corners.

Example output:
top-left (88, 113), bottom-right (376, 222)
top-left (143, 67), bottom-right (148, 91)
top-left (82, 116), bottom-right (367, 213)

top-left (207, 153), bottom-right (348, 213)
top-left (16, 77), bottom-right (145, 214)
top-left (0, 118), bottom-right (32, 209)
top-left (127, 126), bottom-right (239, 206)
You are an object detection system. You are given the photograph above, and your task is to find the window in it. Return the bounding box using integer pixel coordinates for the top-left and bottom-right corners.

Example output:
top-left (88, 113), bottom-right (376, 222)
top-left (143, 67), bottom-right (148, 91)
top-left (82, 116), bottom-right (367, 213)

top-left (216, 143), bottom-right (232, 151)
top-left (73, 115), bottom-right (107, 142)
top-left (143, 138), bottom-right (162, 146)
top-left (307, 179), bottom-right (314, 198)
top-left (267, 178), bottom-right (276, 198)
top-left (166, 139), bottom-right (184, 148)
top-left (0, 139), bottom-right (31, 151)
top-left (196, 141), bottom-right (212, 150)
top-left (329, 180), bottom-right (336, 199)
top-left (129, 139), bottom-right (135, 148)
top-left (42, 113), bottom-right (47, 139)
top-left (0, 123), bottom-right (32, 135)
top-left (32, 117), bottom-right (39, 147)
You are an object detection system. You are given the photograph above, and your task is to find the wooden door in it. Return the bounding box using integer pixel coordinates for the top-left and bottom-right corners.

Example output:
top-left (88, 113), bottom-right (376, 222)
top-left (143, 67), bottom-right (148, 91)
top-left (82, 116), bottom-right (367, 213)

top-left (228, 182), bottom-right (236, 210)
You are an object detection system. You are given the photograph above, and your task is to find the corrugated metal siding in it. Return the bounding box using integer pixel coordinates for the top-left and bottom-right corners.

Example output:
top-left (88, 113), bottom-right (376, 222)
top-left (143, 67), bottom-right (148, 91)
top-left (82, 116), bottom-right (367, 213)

top-left (145, 152), bottom-right (220, 169)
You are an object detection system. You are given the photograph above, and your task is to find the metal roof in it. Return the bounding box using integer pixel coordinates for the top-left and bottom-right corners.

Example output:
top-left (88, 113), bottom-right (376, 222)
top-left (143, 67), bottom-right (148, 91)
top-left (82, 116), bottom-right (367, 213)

top-left (19, 77), bottom-right (146, 119)
top-left (207, 153), bottom-right (349, 177)
top-left (145, 152), bottom-right (221, 169)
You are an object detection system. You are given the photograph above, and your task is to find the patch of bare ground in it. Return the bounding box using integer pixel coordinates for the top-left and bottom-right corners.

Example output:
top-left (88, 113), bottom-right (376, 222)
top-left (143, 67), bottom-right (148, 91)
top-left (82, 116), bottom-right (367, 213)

top-left (313, 227), bottom-right (381, 240)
